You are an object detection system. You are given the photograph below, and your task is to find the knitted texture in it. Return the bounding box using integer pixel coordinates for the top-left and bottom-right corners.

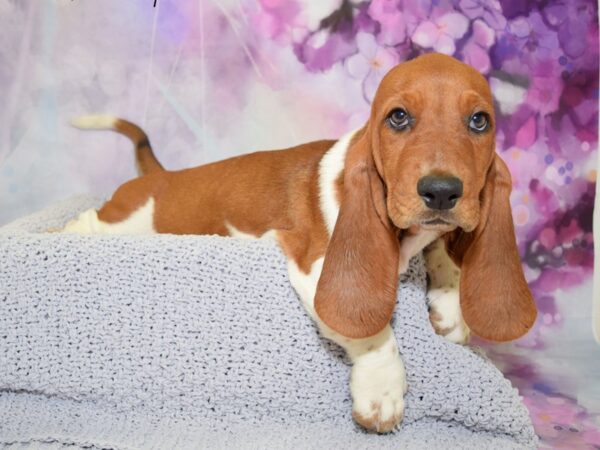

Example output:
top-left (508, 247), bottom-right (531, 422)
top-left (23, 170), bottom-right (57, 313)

top-left (0, 196), bottom-right (537, 449)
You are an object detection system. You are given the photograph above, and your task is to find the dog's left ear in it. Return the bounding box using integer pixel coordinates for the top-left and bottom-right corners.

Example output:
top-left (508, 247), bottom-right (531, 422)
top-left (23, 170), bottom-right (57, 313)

top-left (314, 129), bottom-right (400, 339)
top-left (445, 155), bottom-right (537, 342)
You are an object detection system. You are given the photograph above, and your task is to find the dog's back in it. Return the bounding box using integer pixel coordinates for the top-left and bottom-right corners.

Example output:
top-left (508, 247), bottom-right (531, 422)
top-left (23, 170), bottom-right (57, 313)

top-left (71, 115), bottom-right (334, 237)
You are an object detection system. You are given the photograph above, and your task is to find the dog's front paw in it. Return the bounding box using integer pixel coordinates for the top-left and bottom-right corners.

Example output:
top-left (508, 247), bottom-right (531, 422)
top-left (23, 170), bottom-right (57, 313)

top-left (428, 288), bottom-right (470, 345)
top-left (350, 350), bottom-right (407, 433)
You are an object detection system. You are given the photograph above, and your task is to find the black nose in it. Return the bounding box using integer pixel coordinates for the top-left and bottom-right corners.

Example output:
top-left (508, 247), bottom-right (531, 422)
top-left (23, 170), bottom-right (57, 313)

top-left (417, 176), bottom-right (463, 210)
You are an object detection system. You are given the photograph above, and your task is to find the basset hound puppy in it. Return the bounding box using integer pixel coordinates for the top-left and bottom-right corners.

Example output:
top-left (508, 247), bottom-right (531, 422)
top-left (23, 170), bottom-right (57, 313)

top-left (62, 53), bottom-right (537, 432)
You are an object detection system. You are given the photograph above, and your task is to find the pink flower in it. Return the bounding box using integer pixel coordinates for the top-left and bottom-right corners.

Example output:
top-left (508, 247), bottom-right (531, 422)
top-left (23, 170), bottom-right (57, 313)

top-left (411, 12), bottom-right (470, 54)
top-left (459, 0), bottom-right (506, 30)
top-left (462, 19), bottom-right (495, 73)
top-left (527, 75), bottom-right (564, 116)
top-left (345, 32), bottom-right (399, 101)
top-left (250, 0), bottom-right (301, 44)
top-left (367, 0), bottom-right (406, 46)
top-left (505, 12), bottom-right (561, 61)
top-left (515, 114), bottom-right (537, 149)
top-left (523, 391), bottom-right (600, 448)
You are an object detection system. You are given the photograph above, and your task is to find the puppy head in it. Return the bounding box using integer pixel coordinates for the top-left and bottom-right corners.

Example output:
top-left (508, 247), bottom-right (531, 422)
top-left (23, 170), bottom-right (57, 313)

top-left (315, 53), bottom-right (536, 340)
top-left (371, 52), bottom-right (496, 233)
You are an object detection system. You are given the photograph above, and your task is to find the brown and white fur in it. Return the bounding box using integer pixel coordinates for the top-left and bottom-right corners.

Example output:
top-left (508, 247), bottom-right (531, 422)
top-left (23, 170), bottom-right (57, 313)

top-left (61, 54), bottom-right (537, 432)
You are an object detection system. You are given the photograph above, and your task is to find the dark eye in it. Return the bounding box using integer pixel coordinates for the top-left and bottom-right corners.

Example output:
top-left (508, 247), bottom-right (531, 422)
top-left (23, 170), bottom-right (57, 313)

top-left (469, 112), bottom-right (490, 133)
top-left (387, 108), bottom-right (411, 131)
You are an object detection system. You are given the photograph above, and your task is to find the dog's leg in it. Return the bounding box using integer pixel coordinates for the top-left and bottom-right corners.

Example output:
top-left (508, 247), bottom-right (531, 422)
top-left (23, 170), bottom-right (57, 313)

top-left (397, 229), bottom-right (440, 274)
top-left (344, 325), bottom-right (406, 432)
top-left (58, 172), bottom-right (166, 235)
top-left (287, 257), bottom-right (406, 433)
top-left (61, 197), bottom-right (156, 235)
top-left (424, 238), bottom-right (470, 344)
top-left (61, 208), bottom-right (108, 234)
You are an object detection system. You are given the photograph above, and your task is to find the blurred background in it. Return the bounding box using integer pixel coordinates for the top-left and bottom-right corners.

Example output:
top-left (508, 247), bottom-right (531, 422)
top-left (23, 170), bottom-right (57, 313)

top-left (0, 0), bottom-right (598, 447)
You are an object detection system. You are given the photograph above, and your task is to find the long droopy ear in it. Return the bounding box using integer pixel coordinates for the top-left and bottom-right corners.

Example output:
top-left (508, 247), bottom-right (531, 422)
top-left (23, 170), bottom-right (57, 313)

top-left (314, 129), bottom-right (400, 339)
top-left (445, 155), bottom-right (537, 342)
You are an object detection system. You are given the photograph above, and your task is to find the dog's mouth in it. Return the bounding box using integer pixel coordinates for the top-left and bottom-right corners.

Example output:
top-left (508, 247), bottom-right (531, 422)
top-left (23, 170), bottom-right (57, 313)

top-left (418, 214), bottom-right (457, 231)
top-left (423, 218), bottom-right (450, 225)
top-left (388, 200), bottom-right (467, 232)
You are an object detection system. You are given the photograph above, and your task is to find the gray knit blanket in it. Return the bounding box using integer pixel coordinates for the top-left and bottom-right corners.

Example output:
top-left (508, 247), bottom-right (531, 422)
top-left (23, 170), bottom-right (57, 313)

top-left (0, 196), bottom-right (537, 449)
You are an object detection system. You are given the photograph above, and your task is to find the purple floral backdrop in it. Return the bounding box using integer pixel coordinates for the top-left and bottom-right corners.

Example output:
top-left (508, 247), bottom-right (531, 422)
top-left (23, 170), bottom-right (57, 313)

top-left (0, 0), bottom-right (598, 447)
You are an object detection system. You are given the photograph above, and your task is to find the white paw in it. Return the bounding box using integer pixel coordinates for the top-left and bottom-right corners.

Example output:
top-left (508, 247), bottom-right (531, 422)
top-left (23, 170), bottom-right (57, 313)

top-left (350, 349), bottom-right (407, 432)
top-left (428, 288), bottom-right (470, 345)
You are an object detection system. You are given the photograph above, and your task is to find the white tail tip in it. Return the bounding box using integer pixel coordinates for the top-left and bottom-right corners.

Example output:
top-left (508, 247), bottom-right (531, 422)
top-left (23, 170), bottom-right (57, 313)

top-left (70, 114), bottom-right (118, 130)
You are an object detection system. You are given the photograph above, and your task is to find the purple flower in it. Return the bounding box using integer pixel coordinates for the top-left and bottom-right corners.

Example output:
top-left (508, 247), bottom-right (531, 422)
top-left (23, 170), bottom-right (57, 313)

top-left (345, 32), bottom-right (399, 101)
top-left (367, 0), bottom-right (406, 46)
top-left (411, 12), bottom-right (470, 54)
top-left (461, 19), bottom-right (495, 73)
top-left (496, 104), bottom-right (537, 149)
top-left (458, 0), bottom-right (507, 30)
top-left (514, 114), bottom-right (537, 149)
top-left (295, 30), bottom-right (358, 72)
top-left (527, 74), bottom-right (563, 116)
top-left (499, 11), bottom-right (561, 62)
top-left (492, 10), bottom-right (563, 76)
top-left (250, 0), bottom-right (301, 44)
top-left (497, 0), bottom-right (537, 20)
top-left (543, 0), bottom-right (597, 59)
top-left (293, 2), bottom-right (377, 73)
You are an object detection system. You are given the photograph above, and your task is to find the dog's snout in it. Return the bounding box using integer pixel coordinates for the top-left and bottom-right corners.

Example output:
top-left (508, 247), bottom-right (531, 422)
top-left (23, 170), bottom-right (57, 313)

top-left (417, 176), bottom-right (463, 210)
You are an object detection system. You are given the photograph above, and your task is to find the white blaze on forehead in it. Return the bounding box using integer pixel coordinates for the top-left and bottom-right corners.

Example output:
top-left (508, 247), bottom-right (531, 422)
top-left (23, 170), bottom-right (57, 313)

top-left (318, 129), bottom-right (359, 236)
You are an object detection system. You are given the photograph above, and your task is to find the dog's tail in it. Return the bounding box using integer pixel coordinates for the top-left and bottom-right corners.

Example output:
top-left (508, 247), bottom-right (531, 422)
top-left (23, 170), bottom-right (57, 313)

top-left (70, 115), bottom-right (165, 175)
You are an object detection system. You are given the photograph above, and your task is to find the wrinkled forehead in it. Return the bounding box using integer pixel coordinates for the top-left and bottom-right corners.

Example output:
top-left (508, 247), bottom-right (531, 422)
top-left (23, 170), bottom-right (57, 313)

top-left (372, 54), bottom-right (493, 112)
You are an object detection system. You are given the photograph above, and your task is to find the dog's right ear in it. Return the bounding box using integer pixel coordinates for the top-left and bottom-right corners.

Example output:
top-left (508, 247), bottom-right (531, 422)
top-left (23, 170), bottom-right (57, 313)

top-left (314, 129), bottom-right (400, 339)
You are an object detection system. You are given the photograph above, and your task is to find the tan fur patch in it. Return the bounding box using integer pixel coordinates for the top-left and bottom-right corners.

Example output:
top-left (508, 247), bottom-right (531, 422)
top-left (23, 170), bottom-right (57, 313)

top-left (429, 310), bottom-right (456, 336)
top-left (352, 407), bottom-right (403, 433)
